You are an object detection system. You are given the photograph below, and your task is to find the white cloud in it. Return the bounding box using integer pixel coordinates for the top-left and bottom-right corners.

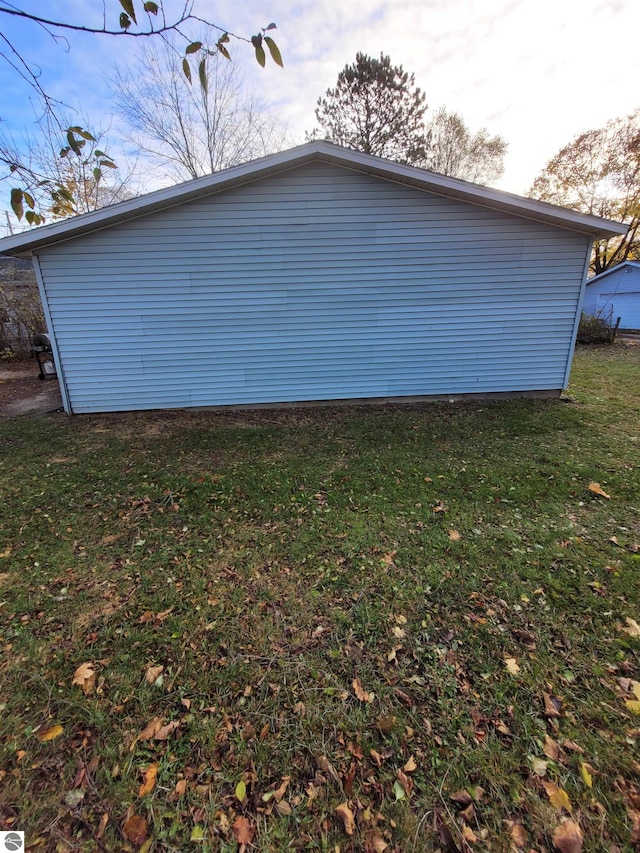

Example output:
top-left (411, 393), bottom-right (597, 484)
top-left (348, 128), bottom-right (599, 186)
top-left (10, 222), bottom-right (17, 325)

top-left (1, 0), bottom-right (639, 196)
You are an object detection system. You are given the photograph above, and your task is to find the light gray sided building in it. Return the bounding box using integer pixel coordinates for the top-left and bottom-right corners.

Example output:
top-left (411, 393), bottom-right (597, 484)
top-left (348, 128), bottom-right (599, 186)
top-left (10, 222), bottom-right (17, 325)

top-left (0, 142), bottom-right (627, 414)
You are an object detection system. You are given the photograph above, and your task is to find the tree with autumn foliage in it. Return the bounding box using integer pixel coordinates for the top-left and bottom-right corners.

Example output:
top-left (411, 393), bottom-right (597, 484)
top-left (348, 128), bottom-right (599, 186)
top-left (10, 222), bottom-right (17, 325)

top-left (529, 110), bottom-right (640, 275)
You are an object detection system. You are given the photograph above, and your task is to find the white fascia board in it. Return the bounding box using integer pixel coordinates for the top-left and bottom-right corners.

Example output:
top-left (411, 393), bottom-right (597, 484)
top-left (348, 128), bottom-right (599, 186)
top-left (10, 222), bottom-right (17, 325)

top-left (586, 260), bottom-right (640, 284)
top-left (0, 141), bottom-right (628, 256)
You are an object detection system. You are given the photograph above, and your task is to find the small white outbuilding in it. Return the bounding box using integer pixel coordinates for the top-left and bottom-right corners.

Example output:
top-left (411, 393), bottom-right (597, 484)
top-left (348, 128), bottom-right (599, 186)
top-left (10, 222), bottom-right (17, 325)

top-left (0, 142), bottom-right (627, 414)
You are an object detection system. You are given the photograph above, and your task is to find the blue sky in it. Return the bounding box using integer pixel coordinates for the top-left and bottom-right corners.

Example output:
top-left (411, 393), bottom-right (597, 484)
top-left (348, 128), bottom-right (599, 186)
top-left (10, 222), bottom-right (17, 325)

top-left (1, 0), bottom-right (639, 231)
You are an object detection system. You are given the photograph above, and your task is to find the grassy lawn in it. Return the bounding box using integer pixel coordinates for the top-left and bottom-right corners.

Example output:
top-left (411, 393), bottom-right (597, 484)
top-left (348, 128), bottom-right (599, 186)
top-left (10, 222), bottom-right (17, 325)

top-left (1, 343), bottom-right (639, 853)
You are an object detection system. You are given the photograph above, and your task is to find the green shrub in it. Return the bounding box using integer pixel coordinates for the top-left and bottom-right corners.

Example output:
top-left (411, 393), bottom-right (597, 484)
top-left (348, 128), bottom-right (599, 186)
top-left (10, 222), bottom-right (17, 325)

top-left (576, 311), bottom-right (618, 344)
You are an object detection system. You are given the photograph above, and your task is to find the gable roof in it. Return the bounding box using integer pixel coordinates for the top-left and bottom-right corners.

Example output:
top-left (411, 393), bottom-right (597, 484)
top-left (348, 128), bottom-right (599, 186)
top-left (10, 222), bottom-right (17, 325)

top-left (0, 141), bottom-right (628, 257)
top-left (586, 260), bottom-right (640, 285)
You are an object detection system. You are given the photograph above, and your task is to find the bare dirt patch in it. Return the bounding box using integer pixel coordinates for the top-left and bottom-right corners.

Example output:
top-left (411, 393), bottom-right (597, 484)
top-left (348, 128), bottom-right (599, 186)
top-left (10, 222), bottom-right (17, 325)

top-left (0, 359), bottom-right (63, 416)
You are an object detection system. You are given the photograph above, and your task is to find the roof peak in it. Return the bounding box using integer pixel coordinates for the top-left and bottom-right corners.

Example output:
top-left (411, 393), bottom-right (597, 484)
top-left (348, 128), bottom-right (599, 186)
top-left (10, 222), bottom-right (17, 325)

top-left (0, 141), bottom-right (627, 256)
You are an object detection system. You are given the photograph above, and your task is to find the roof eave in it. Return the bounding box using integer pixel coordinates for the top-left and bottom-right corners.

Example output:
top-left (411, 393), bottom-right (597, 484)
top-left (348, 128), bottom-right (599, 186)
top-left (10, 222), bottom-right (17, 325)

top-left (0, 141), bottom-right (628, 256)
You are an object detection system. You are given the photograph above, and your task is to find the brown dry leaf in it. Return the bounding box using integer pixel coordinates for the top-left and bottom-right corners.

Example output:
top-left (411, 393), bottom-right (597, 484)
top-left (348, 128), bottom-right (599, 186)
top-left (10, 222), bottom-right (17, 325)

top-left (37, 724), bottom-right (63, 742)
top-left (508, 820), bottom-right (528, 849)
top-left (505, 657), bottom-right (520, 676)
top-left (544, 735), bottom-right (560, 761)
top-left (353, 677), bottom-right (371, 702)
top-left (552, 819), bottom-right (583, 853)
top-left (588, 482), bottom-right (610, 499)
top-left (233, 815), bottom-right (255, 846)
top-left (404, 755), bottom-right (417, 773)
top-left (623, 618), bottom-right (640, 638)
top-left (543, 692), bottom-right (563, 717)
top-left (274, 775), bottom-right (291, 803)
top-left (396, 768), bottom-right (413, 796)
top-left (462, 824), bottom-right (478, 843)
top-left (154, 720), bottom-right (179, 740)
top-left (629, 809), bottom-right (640, 847)
top-left (72, 662), bottom-right (96, 695)
top-left (139, 763), bottom-right (158, 797)
top-left (543, 781), bottom-right (572, 812)
top-left (276, 800), bottom-right (292, 816)
top-left (347, 741), bottom-right (364, 759)
top-left (123, 814), bottom-right (149, 846)
top-left (175, 779), bottom-right (187, 797)
top-left (450, 789), bottom-right (473, 806)
top-left (448, 529), bottom-right (461, 541)
top-left (366, 830), bottom-right (389, 852)
top-left (138, 716), bottom-right (164, 741)
top-left (375, 715), bottom-right (397, 734)
top-left (561, 738), bottom-right (584, 754)
top-left (96, 812), bottom-right (109, 839)
top-left (145, 664), bottom-right (164, 684)
top-left (335, 801), bottom-right (355, 836)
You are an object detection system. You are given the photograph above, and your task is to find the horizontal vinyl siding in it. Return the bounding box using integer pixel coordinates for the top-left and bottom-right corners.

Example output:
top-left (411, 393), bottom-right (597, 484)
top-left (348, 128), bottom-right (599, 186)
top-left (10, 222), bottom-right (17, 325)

top-left (584, 267), bottom-right (640, 327)
top-left (37, 163), bottom-right (591, 413)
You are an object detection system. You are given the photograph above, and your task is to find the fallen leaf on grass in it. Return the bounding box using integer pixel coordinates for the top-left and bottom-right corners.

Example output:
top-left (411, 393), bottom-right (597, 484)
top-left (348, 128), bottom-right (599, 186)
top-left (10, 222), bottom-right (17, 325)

top-left (65, 788), bottom-right (85, 807)
top-left (274, 775), bottom-right (291, 802)
top-left (588, 482), bottom-right (610, 499)
top-left (404, 755), bottom-right (417, 772)
top-left (561, 738), bottom-right (584, 754)
top-left (625, 700), bottom-right (640, 714)
top-left (450, 790), bottom-right (473, 806)
top-left (235, 780), bottom-right (247, 803)
top-left (37, 724), bottom-right (63, 742)
top-left (145, 664), bottom-right (164, 685)
top-left (532, 757), bottom-right (548, 777)
top-left (434, 811), bottom-right (462, 853)
top-left (579, 761), bottom-right (593, 788)
top-left (353, 677), bottom-right (372, 702)
top-left (543, 781), bottom-right (572, 812)
top-left (365, 830), bottom-right (388, 852)
top-left (233, 815), bottom-right (255, 846)
top-left (138, 717), bottom-right (164, 741)
top-left (543, 692), bottom-right (563, 717)
top-left (462, 824), bottom-right (478, 843)
top-left (153, 720), bottom-right (179, 740)
top-left (507, 820), bottom-right (528, 848)
top-left (623, 618), bottom-right (640, 638)
top-left (544, 735), bottom-right (560, 761)
top-left (505, 657), bottom-right (520, 676)
top-left (72, 662), bottom-right (96, 695)
top-left (123, 814), bottom-right (149, 846)
top-left (335, 802), bottom-right (355, 835)
top-left (552, 819), bottom-right (583, 853)
top-left (448, 529), bottom-right (461, 541)
top-left (375, 715), bottom-right (397, 734)
top-left (139, 763), bottom-right (158, 797)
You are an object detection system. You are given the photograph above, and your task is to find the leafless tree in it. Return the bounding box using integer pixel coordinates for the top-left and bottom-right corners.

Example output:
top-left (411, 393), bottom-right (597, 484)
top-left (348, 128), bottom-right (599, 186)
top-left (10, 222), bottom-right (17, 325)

top-left (0, 112), bottom-right (138, 221)
top-left (113, 37), bottom-right (287, 182)
top-left (422, 107), bottom-right (507, 185)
